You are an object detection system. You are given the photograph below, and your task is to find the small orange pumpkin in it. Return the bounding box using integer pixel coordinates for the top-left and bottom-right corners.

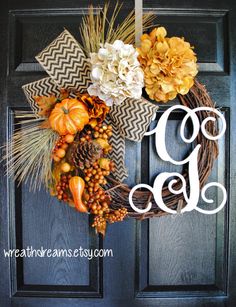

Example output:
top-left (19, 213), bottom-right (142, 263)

top-left (49, 98), bottom-right (89, 135)
top-left (69, 176), bottom-right (88, 213)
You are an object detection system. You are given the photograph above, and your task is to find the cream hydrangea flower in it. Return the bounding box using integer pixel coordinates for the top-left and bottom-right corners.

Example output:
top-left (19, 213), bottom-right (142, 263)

top-left (88, 40), bottom-right (144, 106)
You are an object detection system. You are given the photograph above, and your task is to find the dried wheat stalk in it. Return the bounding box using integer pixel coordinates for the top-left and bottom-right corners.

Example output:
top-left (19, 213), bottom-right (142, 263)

top-left (2, 111), bottom-right (58, 191)
top-left (80, 2), bottom-right (156, 56)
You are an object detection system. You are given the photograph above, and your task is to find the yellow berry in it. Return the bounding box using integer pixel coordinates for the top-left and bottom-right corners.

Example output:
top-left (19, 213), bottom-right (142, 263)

top-left (56, 148), bottom-right (66, 158)
top-left (61, 162), bottom-right (71, 172)
top-left (61, 143), bottom-right (69, 150)
top-left (65, 134), bottom-right (75, 143)
top-left (53, 155), bottom-right (61, 162)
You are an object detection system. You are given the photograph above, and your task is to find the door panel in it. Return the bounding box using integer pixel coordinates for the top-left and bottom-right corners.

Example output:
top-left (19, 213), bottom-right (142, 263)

top-left (13, 183), bottom-right (101, 296)
top-left (0, 0), bottom-right (236, 306)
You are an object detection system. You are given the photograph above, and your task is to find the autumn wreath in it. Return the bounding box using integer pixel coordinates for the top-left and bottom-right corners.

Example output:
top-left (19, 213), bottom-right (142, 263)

top-left (4, 4), bottom-right (222, 235)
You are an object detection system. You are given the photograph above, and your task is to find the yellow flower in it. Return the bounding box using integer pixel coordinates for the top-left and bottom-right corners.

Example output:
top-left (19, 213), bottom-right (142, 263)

top-left (137, 27), bottom-right (198, 103)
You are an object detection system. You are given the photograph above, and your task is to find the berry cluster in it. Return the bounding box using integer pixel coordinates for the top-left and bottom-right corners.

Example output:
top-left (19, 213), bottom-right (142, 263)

top-left (92, 208), bottom-right (128, 230)
top-left (92, 123), bottom-right (113, 155)
top-left (56, 174), bottom-right (72, 201)
top-left (83, 160), bottom-right (114, 214)
top-left (80, 129), bottom-right (92, 143)
top-left (105, 208), bottom-right (128, 223)
top-left (92, 215), bottom-right (106, 230)
top-left (88, 194), bottom-right (110, 216)
top-left (84, 161), bottom-right (112, 185)
top-left (93, 124), bottom-right (113, 140)
top-left (53, 134), bottom-right (75, 162)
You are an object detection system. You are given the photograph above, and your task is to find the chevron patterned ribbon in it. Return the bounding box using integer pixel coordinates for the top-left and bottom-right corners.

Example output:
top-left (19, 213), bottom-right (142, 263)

top-left (22, 77), bottom-right (61, 115)
top-left (22, 29), bottom-right (158, 182)
top-left (36, 30), bottom-right (91, 91)
top-left (105, 115), bottom-right (128, 181)
top-left (110, 98), bottom-right (158, 142)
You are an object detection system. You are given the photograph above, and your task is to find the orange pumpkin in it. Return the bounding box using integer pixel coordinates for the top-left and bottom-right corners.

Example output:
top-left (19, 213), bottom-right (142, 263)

top-left (69, 176), bottom-right (88, 213)
top-left (49, 98), bottom-right (89, 135)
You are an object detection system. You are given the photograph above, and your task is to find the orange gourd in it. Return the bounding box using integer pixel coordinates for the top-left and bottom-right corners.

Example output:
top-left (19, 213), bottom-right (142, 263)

top-left (69, 176), bottom-right (88, 213)
top-left (49, 98), bottom-right (89, 135)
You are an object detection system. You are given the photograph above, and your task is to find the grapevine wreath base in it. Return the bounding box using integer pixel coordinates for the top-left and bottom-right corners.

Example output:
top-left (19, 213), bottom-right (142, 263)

top-left (106, 80), bottom-right (219, 219)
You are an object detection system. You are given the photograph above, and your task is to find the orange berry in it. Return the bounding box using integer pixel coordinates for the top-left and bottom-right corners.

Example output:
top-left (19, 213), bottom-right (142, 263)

top-left (56, 148), bottom-right (66, 158)
top-left (63, 194), bottom-right (68, 200)
top-left (61, 143), bottom-right (69, 150)
top-left (94, 132), bottom-right (99, 138)
top-left (65, 134), bottom-right (75, 143)
top-left (53, 155), bottom-right (61, 162)
top-left (61, 162), bottom-right (71, 172)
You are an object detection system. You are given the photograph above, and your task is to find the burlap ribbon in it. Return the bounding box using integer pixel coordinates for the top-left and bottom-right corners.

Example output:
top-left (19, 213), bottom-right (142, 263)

top-left (22, 30), bottom-right (158, 181)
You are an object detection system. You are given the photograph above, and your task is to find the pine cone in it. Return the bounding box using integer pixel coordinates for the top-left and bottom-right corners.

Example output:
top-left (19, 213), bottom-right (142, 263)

top-left (72, 140), bottom-right (103, 169)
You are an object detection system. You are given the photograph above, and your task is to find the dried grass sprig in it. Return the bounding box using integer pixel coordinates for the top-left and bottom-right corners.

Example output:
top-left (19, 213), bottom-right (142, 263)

top-left (2, 112), bottom-right (58, 191)
top-left (80, 3), bottom-right (156, 56)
